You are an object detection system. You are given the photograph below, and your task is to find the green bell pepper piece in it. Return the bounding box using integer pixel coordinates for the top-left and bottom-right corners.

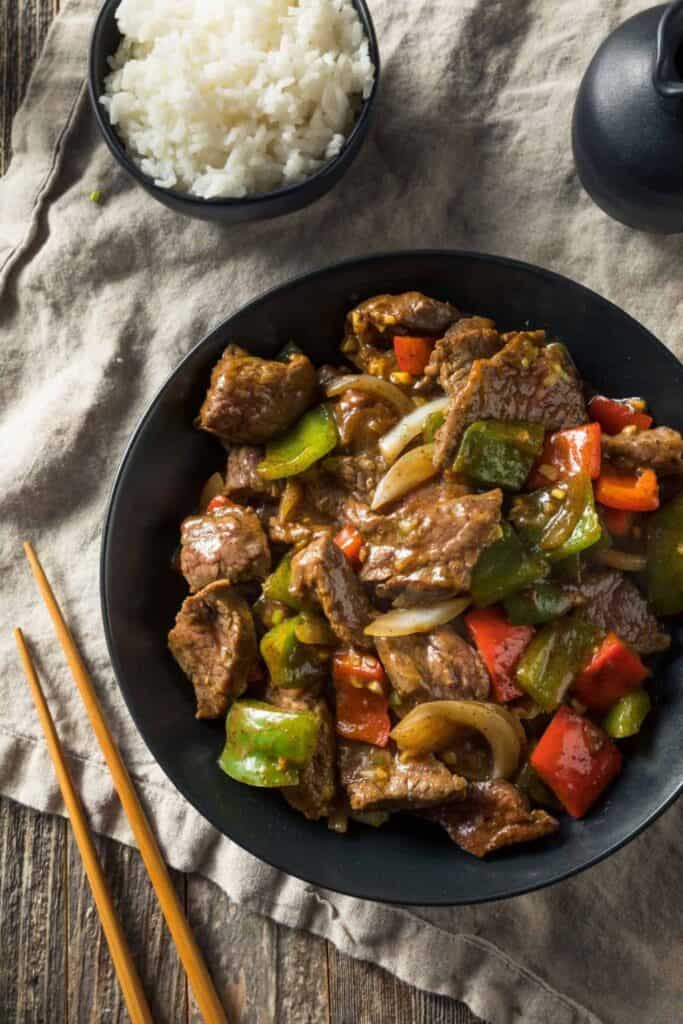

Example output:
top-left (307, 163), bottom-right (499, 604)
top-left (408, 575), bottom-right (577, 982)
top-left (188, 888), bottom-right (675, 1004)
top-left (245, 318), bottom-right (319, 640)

top-left (276, 341), bottom-right (304, 362)
top-left (511, 474), bottom-right (602, 561)
top-left (516, 762), bottom-right (563, 810)
top-left (515, 614), bottom-right (599, 712)
top-left (646, 493), bottom-right (683, 615)
top-left (603, 690), bottom-right (652, 739)
top-left (258, 405), bottom-right (338, 480)
top-left (263, 553), bottom-right (304, 611)
top-left (423, 410), bottom-right (445, 444)
top-left (503, 581), bottom-right (576, 625)
top-left (471, 522), bottom-right (549, 607)
top-left (453, 420), bottom-right (545, 491)
top-left (219, 700), bottom-right (319, 787)
top-left (260, 615), bottom-right (327, 690)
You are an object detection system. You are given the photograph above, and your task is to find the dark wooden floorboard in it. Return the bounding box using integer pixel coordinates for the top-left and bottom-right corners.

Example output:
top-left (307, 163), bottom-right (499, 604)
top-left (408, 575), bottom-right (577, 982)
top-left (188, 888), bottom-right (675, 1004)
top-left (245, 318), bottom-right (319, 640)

top-left (0, 798), bottom-right (67, 1022)
top-left (0, 3), bottom-right (484, 1021)
top-left (327, 945), bottom-right (477, 1024)
top-left (66, 828), bottom-right (188, 1023)
top-left (187, 875), bottom-right (330, 1024)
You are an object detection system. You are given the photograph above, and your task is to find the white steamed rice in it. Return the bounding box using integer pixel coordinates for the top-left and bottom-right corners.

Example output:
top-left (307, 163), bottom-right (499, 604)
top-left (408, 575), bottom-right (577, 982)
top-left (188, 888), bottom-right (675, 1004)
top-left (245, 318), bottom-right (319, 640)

top-left (101, 0), bottom-right (375, 199)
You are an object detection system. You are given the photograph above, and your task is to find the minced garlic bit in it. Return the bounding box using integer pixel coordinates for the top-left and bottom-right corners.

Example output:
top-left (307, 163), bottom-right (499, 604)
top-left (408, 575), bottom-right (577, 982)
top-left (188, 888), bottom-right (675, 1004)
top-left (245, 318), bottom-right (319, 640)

top-left (390, 371), bottom-right (414, 386)
top-left (538, 463), bottom-right (560, 481)
top-left (622, 424), bottom-right (638, 436)
top-left (349, 676), bottom-right (365, 689)
top-left (630, 398), bottom-right (647, 411)
top-left (367, 681), bottom-right (384, 695)
top-left (368, 357), bottom-right (388, 377)
top-left (551, 487), bottom-right (567, 501)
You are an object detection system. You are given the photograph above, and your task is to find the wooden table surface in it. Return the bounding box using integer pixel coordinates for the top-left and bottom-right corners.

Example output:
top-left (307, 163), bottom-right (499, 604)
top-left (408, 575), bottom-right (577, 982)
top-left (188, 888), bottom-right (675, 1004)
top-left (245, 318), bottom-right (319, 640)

top-left (0, 3), bottom-right (485, 1022)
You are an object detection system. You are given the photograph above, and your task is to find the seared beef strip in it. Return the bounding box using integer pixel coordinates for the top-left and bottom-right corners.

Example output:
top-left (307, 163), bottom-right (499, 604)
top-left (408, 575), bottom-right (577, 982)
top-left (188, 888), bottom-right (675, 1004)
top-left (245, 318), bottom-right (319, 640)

top-left (319, 454), bottom-right (386, 508)
top-left (601, 426), bottom-right (683, 476)
top-left (291, 534), bottom-right (374, 649)
top-left (351, 488), bottom-right (502, 605)
top-left (434, 334), bottom-right (587, 466)
top-left (180, 505), bottom-right (271, 593)
top-left (425, 780), bottom-right (558, 857)
top-left (425, 317), bottom-right (502, 394)
top-left (566, 568), bottom-right (669, 654)
top-left (376, 627), bottom-right (490, 704)
top-left (197, 345), bottom-right (317, 444)
top-left (269, 690), bottom-right (337, 820)
top-left (339, 741), bottom-right (466, 812)
top-left (332, 388), bottom-right (398, 451)
top-left (224, 446), bottom-right (282, 502)
top-left (267, 455), bottom-right (386, 548)
top-left (168, 582), bottom-right (257, 719)
top-left (267, 516), bottom-right (332, 548)
top-left (347, 292), bottom-right (460, 348)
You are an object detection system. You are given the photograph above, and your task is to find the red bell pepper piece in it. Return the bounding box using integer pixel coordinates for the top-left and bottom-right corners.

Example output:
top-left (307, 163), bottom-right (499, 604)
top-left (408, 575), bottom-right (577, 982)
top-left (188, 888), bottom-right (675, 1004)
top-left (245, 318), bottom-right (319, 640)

top-left (530, 705), bottom-right (622, 818)
top-left (334, 523), bottom-right (364, 569)
top-left (333, 650), bottom-right (390, 746)
top-left (528, 423), bottom-right (602, 489)
top-left (332, 648), bottom-right (388, 686)
top-left (465, 606), bottom-right (535, 703)
top-left (588, 395), bottom-right (652, 434)
top-left (334, 683), bottom-right (391, 747)
top-left (572, 632), bottom-right (648, 712)
top-left (598, 505), bottom-right (634, 537)
top-left (393, 335), bottom-right (434, 375)
top-left (206, 494), bottom-right (234, 511)
top-left (594, 467), bottom-right (659, 512)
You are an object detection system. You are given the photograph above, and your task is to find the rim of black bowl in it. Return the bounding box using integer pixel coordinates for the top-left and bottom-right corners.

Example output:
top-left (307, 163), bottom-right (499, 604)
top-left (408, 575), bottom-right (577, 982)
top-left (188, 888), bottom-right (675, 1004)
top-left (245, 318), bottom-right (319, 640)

top-left (87, 0), bottom-right (380, 208)
top-left (101, 249), bottom-right (683, 905)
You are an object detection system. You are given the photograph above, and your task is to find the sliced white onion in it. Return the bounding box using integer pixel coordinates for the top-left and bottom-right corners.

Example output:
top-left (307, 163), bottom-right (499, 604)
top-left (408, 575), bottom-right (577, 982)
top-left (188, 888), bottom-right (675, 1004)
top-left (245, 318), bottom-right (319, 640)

top-left (324, 374), bottom-right (414, 415)
top-left (199, 472), bottom-right (224, 511)
top-left (279, 479), bottom-right (304, 524)
top-left (364, 597), bottom-right (471, 637)
top-left (371, 443), bottom-right (437, 510)
top-left (595, 549), bottom-right (647, 572)
top-left (378, 396), bottom-right (449, 464)
top-left (391, 701), bottom-right (525, 780)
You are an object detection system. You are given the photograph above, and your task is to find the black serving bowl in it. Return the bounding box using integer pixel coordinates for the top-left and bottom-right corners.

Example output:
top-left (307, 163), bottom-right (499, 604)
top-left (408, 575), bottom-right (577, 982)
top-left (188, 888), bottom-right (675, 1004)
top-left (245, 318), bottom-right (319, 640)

top-left (101, 251), bottom-right (683, 905)
top-left (88, 0), bottom-right (379, 224)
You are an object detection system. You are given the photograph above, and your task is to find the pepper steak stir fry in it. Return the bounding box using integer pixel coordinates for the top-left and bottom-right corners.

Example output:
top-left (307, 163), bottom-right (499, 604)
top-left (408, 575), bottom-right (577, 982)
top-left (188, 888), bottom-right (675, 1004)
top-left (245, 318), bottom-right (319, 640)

top-left (168, 292), bottom-right (683, 857)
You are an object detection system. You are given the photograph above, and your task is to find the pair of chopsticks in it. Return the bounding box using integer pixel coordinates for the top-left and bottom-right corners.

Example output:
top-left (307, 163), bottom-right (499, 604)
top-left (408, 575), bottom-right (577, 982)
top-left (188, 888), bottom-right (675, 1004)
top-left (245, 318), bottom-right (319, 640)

top-left (15, 542), bottom-right (228, 1024)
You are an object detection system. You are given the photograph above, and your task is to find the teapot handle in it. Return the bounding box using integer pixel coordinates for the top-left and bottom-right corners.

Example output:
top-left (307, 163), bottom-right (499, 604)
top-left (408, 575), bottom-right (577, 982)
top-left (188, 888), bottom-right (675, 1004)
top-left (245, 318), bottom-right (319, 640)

top-left (654, 0), bottom-right (683, 97)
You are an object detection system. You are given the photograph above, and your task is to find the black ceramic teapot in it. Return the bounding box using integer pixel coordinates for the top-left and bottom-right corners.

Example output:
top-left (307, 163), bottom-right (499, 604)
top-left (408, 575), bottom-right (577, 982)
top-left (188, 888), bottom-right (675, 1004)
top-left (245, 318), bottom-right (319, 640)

top-left (573, 0), bottom-right (683, 232)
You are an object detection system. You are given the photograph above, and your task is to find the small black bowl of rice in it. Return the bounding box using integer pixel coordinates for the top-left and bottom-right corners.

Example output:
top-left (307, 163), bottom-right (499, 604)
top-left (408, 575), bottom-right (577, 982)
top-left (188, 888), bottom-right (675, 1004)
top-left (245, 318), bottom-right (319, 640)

top-left (88, 0), bottom-right (379, 224)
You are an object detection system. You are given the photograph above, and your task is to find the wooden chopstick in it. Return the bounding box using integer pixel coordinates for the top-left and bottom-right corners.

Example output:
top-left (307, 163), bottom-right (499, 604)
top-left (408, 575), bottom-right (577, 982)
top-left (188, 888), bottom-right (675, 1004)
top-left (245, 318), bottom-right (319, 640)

top-left (23, 541), bottom-right (229, 1024)
top-left (14, 628), bottom-right (154, 1024)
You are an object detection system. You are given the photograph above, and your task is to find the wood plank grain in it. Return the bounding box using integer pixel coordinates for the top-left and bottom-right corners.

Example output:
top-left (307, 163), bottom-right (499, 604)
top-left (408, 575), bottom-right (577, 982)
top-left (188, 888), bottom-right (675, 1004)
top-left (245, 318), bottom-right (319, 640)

top-left (186, 873), bottom-right (329, 1024)
top-left (0, 0), bottom-right (60, 175)
top-left (327, 946), bottom-right (486, 1024)
top-left (66, 828), bottom-right (188, 1023)
top-left (0, 797), bottom-right (67, 1022)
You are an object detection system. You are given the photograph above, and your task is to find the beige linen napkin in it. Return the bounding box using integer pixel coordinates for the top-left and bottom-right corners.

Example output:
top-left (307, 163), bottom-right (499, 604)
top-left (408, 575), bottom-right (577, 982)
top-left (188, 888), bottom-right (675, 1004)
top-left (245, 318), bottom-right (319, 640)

top-left (1, 2), bottom-right (682, 1022)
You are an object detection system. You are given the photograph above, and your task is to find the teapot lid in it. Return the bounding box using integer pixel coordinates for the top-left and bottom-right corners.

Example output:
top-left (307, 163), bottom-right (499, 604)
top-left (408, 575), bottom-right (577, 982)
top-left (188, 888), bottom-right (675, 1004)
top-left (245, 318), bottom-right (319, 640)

top-left (573, 1), bottom-right (683, 232)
